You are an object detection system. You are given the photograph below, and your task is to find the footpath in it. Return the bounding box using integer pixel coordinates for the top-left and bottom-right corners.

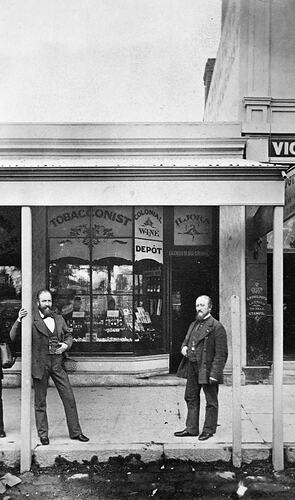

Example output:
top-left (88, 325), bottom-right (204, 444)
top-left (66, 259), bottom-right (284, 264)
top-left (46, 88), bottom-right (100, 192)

top-left (1, 380), bottom-right (295, 468)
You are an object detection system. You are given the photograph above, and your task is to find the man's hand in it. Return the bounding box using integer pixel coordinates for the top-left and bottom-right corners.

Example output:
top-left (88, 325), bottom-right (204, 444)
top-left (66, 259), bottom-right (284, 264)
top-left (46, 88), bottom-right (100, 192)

top-left (55, 342), bottom-right (68, 355)
top-left (18, 308), bottom-right (28, 322)
top-left (181, 346), bottom-right (188, 357)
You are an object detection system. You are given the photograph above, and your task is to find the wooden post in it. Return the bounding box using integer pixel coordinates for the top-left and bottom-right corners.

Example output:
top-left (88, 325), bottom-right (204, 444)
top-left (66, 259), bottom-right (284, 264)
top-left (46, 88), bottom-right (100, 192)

top-left (231, 294), bottom-right (242, 468)
top-left (20, 207), bottom-right (32, 472)
top-left (272, 205), bottom-right (284, 471)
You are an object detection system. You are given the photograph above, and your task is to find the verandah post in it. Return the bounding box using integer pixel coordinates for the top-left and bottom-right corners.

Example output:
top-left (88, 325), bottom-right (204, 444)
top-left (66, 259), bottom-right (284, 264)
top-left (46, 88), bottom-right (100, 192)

top-left (20, 206), bottom-right (32, 472)
top-left (231, 294), bottom-right (242, 468)
top-left (272, 205), bottom-right (284, 471)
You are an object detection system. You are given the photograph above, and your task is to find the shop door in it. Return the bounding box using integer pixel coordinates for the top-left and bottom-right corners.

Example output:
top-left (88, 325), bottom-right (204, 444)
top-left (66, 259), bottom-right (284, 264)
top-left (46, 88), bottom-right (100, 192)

top-left (170, 256), bottom-right (217, 372)
top-left (267, 253), bottom-right (295, 360)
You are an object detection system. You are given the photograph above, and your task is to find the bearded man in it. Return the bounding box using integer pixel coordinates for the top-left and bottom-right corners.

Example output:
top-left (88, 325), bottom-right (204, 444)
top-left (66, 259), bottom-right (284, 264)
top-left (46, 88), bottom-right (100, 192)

top-left (174, 295), bottom-right (228, 441)
top-left (10, 289), bottom-right (89, 445)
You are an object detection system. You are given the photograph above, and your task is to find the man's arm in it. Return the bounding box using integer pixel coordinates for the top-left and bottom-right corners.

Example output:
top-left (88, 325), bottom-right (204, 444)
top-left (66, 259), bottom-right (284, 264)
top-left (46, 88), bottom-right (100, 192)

top-left (9, 308), bottom-right (27, 342)
top-left (55, 317), bottom-right (73, 354)
top-left (210, 324), bottom-right (228, 381)
top-left (180, 322), bottom-right (194, 357)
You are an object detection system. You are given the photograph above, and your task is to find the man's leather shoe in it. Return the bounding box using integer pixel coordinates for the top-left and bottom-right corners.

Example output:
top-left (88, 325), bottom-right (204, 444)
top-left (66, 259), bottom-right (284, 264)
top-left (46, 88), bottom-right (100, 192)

top-left (0, 430), bottom-right (6, 438)
top-left (174, 429), bottom-right (198, 437)
top-left (40, 437), bottom-right (49, 445)
top-left (198, 432), bottom-right (213, 441)
top-left (71, 433), bottom-right (89, 442)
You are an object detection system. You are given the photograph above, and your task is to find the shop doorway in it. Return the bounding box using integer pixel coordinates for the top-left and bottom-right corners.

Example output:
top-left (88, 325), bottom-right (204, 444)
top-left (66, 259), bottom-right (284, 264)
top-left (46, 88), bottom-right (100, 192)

top-left (170, 256), bottom-right (218, 372)
top-left (268, 253), bottom-right (295, 360)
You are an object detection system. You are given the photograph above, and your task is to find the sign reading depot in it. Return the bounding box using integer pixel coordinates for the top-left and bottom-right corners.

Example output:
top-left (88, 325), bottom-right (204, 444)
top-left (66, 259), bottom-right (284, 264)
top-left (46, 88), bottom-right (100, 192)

top-left (173, 207), bottom-right (212, 246)
top-left (134, 207), bottom-right (163, 264)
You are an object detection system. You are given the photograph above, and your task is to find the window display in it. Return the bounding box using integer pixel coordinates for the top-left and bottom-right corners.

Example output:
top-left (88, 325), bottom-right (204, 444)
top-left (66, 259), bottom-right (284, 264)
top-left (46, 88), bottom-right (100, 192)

top-left (48, 206), bottom-right (164, 354)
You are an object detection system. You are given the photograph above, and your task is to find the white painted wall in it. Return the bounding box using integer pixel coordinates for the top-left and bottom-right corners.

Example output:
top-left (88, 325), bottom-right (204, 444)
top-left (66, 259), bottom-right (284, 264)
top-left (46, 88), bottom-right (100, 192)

top-left (204, 0), bottom-right (240, 121)
top-left (204, 0), bottom-right (295, 122)
top-left (0, 0), bottom-right (221, 122)
top-left (270, 1), bottom-right (295, 98)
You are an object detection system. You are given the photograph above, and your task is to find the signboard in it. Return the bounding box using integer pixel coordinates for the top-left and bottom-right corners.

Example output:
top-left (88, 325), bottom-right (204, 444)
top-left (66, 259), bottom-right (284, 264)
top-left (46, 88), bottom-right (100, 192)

top-left (135, 238), bottom-right (163, 264)
top-left (134, 206), bottom-right (163, 263)
top-left (285, 171), bottom-right (295, 220)
top-left (246, 279), bottom-right (267, 322)
top-left (134, 207), bottom-right (163, 240)
top-left (173, 207), bottom-right (212, 246)
top-left (269, 137), bottom-right (295, 162)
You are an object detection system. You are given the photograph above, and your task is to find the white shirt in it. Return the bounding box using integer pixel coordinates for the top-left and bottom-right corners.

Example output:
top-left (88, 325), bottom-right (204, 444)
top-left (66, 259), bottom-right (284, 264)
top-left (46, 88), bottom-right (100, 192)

top-left (39, 311), bottom-right (55, 333)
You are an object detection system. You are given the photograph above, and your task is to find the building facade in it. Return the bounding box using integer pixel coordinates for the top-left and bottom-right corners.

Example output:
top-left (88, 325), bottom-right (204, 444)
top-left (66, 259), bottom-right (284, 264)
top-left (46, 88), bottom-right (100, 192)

top-left (0, 122), bottom-right (284, 385)
top-left (203, 0), bottom-right (295, 378)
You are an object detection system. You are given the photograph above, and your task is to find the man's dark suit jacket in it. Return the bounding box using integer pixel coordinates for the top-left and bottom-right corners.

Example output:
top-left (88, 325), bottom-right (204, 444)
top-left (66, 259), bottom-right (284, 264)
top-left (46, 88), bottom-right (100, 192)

top-left (10, 312), bottom-right (73, 380)
top-left (181, 315), bottom-right (228, 384)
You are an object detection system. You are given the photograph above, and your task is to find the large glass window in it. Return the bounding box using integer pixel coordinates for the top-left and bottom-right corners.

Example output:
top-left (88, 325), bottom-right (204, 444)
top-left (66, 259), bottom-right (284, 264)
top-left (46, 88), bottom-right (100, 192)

top-left (0, 208), bottom-right (21, 343)
top-left (48, 206), bottom-right (164, 353)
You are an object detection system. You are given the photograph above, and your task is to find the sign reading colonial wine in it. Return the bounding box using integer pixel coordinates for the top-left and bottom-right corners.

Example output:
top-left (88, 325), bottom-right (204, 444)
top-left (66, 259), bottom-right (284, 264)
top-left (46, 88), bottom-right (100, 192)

top-left (173, 207), bottom-right (212, 246)
top-left (134, 207), bottom-right (163, 241)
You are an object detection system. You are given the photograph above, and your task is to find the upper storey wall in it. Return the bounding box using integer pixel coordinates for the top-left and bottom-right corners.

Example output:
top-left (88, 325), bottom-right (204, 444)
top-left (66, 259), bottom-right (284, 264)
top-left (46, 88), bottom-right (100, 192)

top-left (270, 1), bottom-right (295, 98)
top-left (204, 0), bottom-right (295, 123)
top-left (204, 0), bottom-right (240, 121)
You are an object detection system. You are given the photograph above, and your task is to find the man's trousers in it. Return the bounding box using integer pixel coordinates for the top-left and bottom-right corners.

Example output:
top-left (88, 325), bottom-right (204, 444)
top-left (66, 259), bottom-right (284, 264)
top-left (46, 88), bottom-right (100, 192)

top-left (33, 355), bottom-right (82, 439)
top-left (0, 379), bottom-right (3, 431)
top-left (184, 360), bottom-right (219, 435)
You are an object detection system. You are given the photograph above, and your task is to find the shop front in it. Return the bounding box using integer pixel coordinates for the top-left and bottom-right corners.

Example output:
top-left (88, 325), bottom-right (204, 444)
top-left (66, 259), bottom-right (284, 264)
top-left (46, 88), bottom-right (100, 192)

top-left (0, 204), bottom-right (219, 376)
top-left (0, 122), bottom-right (285, 387)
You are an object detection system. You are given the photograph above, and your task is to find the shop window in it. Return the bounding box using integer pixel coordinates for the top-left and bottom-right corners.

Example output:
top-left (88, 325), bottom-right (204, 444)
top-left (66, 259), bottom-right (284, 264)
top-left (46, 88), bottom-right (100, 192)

top-left (0, 208), bottom-right (21, 342)
top-left (48, 206), bottom-right (164, 354)
top-left (267, 215), bottom-right (295, 251)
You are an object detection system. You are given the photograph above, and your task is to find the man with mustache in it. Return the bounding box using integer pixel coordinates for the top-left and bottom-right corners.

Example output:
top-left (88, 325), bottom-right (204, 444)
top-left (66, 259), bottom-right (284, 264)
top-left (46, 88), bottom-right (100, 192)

top-left (174, 295), bottom-right (228, 441)
top-left (10, 289), bottom-right (89, 445)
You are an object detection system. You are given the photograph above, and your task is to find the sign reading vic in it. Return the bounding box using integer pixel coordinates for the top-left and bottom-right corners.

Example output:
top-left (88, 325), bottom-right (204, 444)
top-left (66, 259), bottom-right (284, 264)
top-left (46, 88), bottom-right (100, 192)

top-left (269, 137), bottom-right (295, 160)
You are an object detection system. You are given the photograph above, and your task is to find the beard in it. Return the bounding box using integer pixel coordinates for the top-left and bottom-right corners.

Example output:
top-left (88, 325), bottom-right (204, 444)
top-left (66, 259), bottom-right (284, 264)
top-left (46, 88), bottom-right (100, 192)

top-left (196, 311), bottom-right (205, 321)
top-left (39, 305), bottom-right (53, 318)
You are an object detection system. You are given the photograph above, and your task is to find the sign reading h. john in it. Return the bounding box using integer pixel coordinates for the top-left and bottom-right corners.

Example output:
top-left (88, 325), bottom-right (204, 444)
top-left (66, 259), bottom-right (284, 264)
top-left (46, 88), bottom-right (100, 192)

top-left (174, 207), bottom-right (212, 246)
top-left (269, 137), bottom-right (295, 160)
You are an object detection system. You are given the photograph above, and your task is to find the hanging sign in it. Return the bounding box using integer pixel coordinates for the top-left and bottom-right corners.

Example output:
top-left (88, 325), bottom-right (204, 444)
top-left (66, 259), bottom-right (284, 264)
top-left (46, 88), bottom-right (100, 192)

top-left (134, 207), bottom-right (163, 241)
top-left (135, 238), bottom-right (163, 264)
top-left (174, 207), bottom-right (212, 246)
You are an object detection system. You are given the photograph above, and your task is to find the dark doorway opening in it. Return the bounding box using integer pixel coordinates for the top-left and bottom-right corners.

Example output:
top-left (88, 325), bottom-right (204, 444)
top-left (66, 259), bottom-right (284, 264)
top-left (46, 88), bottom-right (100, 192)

top-left (268, 252), bottom-right (295, 360)
top-left (170, 256), bottom-right (218, 372)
